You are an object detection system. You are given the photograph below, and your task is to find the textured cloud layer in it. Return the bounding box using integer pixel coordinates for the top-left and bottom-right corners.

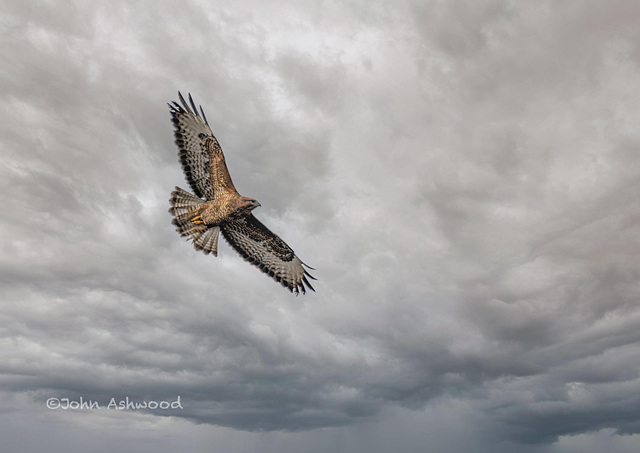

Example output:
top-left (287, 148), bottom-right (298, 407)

top-left (1, 0), bottom-right (640, 449)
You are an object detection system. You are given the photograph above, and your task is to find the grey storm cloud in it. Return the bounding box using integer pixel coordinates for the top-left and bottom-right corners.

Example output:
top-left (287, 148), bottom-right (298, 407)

top-left (1, 0), bottom-right (640, 452)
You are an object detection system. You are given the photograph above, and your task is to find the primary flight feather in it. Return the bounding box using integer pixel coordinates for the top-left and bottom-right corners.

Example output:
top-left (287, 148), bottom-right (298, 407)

top-left (168, 92), bottom-right (316, 295)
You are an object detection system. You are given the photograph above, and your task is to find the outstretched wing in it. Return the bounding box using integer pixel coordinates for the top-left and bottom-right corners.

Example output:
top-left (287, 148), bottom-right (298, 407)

top-left (169, 92), bottom-right (236, 199)
top-left (221, 214), bottom-right (316, 295)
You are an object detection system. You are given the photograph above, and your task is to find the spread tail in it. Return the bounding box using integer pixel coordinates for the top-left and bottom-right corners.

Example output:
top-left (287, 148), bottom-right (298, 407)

top-left (169, 186), bottom-right (220, 256)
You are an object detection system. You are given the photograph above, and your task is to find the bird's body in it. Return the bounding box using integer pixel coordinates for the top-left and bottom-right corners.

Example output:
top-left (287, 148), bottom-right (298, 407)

top-left (193, 193), bottom-right (255, 226)
top-left (167, 93), bottom-right (315, 294)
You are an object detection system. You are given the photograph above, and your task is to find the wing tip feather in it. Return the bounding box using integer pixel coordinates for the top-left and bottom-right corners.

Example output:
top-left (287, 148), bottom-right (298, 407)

top-left (188, 93), bottom-right (199, 117)
top-left (178, 91), bottom-right (191, 113)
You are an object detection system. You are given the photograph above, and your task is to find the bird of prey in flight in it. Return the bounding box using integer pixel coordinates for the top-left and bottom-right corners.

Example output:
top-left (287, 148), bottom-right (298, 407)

top-left (168, 93), bottom-right (315, 294)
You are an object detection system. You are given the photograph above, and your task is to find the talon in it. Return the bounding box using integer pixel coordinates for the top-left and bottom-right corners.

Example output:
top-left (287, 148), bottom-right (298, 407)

top-left (190, 215), bottom-right (204, 225)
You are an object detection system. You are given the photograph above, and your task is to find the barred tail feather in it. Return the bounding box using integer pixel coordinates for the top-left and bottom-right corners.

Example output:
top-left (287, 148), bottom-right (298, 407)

top-left (169, 186), bottom-right (220, 256)
top-left (191, 225), bottom-right (220, 255)
top-left (169, 186), bottom-right (204, 217)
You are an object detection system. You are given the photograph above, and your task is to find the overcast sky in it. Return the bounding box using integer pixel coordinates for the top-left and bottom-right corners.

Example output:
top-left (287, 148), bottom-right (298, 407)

top-left (2, 1), bottom-right (640, 452)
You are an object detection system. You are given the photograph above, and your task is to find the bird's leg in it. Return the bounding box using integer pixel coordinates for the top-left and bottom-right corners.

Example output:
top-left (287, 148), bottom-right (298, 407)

top-left (190, 215), bottom-right (204, 225)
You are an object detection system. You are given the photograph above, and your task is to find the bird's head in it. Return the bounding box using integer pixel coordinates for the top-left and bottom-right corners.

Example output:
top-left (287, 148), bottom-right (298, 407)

top-left (241, 197), bottom-right (261, 212)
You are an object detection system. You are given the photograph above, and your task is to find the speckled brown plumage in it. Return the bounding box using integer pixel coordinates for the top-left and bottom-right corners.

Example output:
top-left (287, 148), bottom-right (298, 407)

top-left (168, 92), bottom-right (316, 294)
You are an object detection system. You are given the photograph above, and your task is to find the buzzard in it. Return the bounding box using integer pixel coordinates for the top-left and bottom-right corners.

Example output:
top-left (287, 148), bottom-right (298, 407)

top-left (168, 93), bottom-right (316, 294)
